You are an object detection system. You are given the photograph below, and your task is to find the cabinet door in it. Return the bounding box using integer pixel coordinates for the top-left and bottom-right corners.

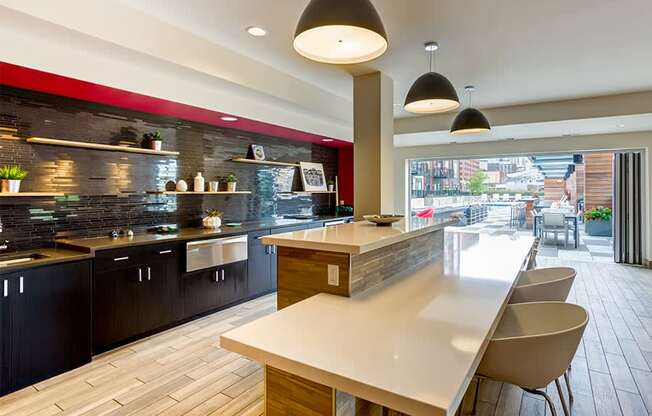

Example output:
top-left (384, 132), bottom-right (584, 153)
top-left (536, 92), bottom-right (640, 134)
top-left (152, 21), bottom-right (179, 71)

top-left (0, 275), bottom-right (10, 395)
top-left (140, 244), bottom-right (182, 333)
top-left (183, 268), bottom-right (222, 318)
top-left (93, 265), bottom-right (143, 353)
top-left (221, 261), bottom-right (248, 305)
top-left (247, 230), bottom-right (272, 297)
top-left (8, 261), bottom-right (92, 392)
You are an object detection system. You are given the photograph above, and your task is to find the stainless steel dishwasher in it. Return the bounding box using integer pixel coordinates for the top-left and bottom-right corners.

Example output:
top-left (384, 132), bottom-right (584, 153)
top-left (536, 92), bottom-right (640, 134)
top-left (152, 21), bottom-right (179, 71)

top-left (186, 235), bottom-right (248, 273)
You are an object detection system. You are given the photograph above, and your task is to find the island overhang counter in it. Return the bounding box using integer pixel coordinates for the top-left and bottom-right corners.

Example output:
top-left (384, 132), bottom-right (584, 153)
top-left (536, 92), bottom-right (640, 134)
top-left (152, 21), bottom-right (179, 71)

top-left (222, 230), bottom-right (536, 416)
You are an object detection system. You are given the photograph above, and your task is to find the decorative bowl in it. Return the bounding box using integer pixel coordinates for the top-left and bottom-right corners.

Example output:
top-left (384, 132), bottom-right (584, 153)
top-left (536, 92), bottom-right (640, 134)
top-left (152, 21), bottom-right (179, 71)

top-left (363, 215), bottom-right (404, 226)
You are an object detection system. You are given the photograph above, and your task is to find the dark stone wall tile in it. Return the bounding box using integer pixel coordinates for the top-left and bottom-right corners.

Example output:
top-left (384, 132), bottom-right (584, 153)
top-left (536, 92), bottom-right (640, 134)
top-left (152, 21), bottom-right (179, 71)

top-left (0, 87), bottom-right (338, 251)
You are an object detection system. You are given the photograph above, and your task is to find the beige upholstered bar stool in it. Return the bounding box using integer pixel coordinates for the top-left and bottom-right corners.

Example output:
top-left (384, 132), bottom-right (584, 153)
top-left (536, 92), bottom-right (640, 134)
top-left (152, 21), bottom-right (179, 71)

top-left (510, 267), bottom-right (576, 304)
top-left (473, 302), bottom-right (588, 416)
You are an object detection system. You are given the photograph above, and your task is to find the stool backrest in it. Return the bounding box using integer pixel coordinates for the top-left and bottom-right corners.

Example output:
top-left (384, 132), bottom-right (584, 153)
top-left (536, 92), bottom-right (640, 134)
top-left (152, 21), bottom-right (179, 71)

top-left (543, 212), bottom-right (565, 227)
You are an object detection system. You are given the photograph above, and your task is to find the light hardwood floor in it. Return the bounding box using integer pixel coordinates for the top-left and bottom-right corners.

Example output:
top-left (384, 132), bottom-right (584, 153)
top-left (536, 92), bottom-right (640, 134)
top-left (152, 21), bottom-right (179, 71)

top-left (2, 258), bottom-right (652, 415)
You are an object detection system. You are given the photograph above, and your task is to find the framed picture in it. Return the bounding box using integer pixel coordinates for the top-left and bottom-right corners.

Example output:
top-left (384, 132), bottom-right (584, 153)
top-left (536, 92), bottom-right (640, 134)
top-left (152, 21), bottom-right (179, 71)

top-left (299, 162), bottom-right (327, 192)
top-left (248, 144), bottom-right (266, 161)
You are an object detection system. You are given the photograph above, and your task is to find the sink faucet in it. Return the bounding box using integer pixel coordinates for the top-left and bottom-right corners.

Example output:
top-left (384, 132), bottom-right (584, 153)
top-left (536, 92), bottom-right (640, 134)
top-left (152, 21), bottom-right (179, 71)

top-left (0, 217), bottom-right (7, 251)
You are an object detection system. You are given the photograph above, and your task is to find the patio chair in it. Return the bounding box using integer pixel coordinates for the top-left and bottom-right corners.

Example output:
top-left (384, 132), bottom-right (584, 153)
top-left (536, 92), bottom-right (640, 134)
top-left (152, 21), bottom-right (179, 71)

top-left (541, 212), bottom-right (569, 247)
top-left (481, 194), bottom-right (488, 202)
top-left (515, 193), bottom-right (523, 200)
top-left (492, 193), bottom-right (500, 201)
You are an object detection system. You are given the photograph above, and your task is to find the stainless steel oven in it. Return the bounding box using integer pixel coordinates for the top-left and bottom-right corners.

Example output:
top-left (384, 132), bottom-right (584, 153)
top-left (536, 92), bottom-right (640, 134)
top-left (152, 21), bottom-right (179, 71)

top-left (186, 235), bottom-right (248, 273)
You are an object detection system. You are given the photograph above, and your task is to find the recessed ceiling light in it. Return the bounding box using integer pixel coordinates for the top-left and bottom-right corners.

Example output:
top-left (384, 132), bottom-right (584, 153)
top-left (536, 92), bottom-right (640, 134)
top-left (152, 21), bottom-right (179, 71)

top-left (221, 116), bottom-right (238, 122)
top-left (246, 26), bottom-right (267, 37)
top-left (322, 138), bottom-right (334, 142)
top-left (618, 124), bottom-right (626, 128)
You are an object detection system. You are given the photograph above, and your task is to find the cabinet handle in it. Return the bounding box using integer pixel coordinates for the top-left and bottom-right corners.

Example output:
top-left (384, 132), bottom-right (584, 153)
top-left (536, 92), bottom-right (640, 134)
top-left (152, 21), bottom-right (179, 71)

top-left (138, 268), bottom-right (142, 283)
top-left (271, 245), bottom-right (276, 254)
top-left (214, 270), bottom-right (219, 283)
top-left (221, 269), bottom-right (225, 281)
top-left (114, 256), bottom-right (129, 262)
top-left (147, 267), bottom-right (151, 281)
top-left (159, 250), bottom-right (172, 255)
top-left (19, 276), bottom-right (24, 294)
top-left (3, 280), bottom-right (7, 297)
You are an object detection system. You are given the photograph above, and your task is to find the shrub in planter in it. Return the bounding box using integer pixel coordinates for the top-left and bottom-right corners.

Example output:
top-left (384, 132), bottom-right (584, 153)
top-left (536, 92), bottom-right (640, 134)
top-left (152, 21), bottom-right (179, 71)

top-left (0, 165), bottom-right (28, 193)
top-left (584, 207), bottom-right (613, 237)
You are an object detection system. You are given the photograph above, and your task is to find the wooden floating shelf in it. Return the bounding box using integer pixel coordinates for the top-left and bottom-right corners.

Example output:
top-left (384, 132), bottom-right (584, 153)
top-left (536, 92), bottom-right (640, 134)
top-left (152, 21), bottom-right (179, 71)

top-left (231, 158), bottom-right (300, 167)
top-left (150, 191), bottom-right (252, 195)
top-left (0, 192), bottom-right (65, 197)
top-left (27, 137), bottom-right (180, 156)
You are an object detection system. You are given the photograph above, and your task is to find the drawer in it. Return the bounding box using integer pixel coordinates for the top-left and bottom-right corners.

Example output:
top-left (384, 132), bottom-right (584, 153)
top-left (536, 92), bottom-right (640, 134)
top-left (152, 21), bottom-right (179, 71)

top-left (94, 246), bottom-right (142, 271)
top-left (186, 235), bottom-right (248, 273)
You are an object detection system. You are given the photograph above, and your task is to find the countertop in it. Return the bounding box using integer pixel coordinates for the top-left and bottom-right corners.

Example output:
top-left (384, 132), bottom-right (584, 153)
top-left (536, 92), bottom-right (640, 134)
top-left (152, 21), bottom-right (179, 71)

top-left (57, 216), bottom-right (352, 253)
top-left (261, 216), bottom-right (458, 254)
top-left (221, 231), bottom-right (535, 416)
top-left (0, 248), bottom-right (94, 274)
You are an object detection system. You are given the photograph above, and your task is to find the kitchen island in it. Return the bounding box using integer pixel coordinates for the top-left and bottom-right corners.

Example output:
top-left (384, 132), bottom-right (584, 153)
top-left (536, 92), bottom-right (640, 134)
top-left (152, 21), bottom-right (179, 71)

top-left (221, 229), bottom-right (535, 415)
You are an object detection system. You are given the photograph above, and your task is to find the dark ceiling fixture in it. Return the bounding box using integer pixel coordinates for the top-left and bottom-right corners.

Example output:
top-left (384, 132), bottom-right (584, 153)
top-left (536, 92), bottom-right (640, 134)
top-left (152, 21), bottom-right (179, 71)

top-left (293, 0), bottom-right (388, 65)
top-left (404, 42), bottom-right (459, 114)
top-left (450, 86), bottom-right (491, 135)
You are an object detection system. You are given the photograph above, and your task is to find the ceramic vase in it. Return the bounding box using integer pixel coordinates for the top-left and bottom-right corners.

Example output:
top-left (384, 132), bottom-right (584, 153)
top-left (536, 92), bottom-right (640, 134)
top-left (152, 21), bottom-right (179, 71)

top-left (227, 182), bottom-right (237, 192)
top-left (1, 179), bottom-right (21, 193)
top-left (175, 180), bottom-right (188, 192)
top-left (151, 140), bottom-right (162, 151)
top-left (202, 216), bottom-right (222, 229)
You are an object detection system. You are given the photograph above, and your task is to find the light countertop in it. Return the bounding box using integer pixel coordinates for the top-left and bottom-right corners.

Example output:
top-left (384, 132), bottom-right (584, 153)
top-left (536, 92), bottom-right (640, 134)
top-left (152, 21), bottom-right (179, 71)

top-left (221, 231), bottom-right (535, 415)
top-left (261, 217), bottom-right (458, 254)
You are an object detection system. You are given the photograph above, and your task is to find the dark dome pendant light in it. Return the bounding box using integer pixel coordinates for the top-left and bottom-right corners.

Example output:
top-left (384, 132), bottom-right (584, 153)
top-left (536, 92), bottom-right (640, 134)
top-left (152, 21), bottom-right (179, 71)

top-left (404, 42), bottom-right (460, 114)
top-left (450, 86), bottom-right (491, 135)
top-left (293, 0), bottom-right (388, 65)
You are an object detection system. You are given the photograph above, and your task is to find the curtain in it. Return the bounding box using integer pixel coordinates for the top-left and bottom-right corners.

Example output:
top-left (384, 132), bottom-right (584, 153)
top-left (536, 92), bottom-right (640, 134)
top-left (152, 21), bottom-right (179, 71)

top-left (613, 152), bottom-right (643, 265)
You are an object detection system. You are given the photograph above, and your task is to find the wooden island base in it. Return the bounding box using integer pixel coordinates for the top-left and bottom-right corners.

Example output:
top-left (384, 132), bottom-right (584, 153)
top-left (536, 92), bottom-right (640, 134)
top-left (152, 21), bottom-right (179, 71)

top-left (265, 366), bottom-right (408, 416)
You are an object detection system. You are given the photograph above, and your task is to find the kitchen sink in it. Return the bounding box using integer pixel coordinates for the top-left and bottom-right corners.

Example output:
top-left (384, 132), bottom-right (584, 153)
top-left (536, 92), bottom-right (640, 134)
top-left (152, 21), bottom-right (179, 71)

top-left (0, 253), bottom-right (49, 267)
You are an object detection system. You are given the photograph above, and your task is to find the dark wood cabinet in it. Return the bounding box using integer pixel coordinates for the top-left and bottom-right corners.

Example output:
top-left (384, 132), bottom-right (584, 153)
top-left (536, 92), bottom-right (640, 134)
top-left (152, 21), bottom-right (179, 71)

top-left (248, 230), bottom-right (273, 297)
top-left (93, 243), bottom-right (182, 353)
top-left (183, 260), bottom-right (247, 319)
top-left (1, 261), bottom-right (92, 395)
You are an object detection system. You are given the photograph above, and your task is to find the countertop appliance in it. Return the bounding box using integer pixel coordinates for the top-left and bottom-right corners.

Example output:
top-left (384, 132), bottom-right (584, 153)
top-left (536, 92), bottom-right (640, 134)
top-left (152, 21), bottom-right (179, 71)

top-left (186, 235), bottom-right (248, 273)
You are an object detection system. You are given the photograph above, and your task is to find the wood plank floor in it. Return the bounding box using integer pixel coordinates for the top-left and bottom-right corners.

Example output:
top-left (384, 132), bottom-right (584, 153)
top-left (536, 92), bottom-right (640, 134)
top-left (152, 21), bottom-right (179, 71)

top-left (2, 258), bottom-right (652, 415)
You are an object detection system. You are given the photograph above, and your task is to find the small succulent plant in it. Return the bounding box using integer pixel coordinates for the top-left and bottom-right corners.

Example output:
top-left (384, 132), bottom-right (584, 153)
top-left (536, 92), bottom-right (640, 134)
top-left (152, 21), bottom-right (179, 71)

top-left (0, 165), bottom-right (28, 180)
top-left (205, 209), bottom-right (223, 218)
top-left (226, 173), bottom-right (237, 183)
top-left (143, 131), bottom-right (162, 141)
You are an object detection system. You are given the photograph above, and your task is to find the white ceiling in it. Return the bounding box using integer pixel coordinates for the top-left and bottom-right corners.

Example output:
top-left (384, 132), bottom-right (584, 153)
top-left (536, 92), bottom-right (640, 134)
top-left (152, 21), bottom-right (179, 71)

top-left (394, 113), bottom-right (652, 147)
top-left (120, 0), bottom-right (652, 119)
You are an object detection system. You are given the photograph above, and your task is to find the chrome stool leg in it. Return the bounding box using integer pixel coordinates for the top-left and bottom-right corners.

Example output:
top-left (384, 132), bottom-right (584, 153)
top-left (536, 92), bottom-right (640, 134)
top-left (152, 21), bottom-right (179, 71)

top-left (523, 388), bottom-right (558, 416)
top-left (564, 370), bottom-right (574, 405)
top-left (555, 378), bottom-right (571, 416)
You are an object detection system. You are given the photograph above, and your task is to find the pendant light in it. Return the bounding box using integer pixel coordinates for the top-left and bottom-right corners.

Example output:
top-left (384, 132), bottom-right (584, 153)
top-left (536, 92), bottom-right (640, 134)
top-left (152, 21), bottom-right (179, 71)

top-left (293, 0), bottom-right (388, 64)
top-left (450, 86), bottom-right (491, 135)
top-left (404, 42), bottom-right (460, 114)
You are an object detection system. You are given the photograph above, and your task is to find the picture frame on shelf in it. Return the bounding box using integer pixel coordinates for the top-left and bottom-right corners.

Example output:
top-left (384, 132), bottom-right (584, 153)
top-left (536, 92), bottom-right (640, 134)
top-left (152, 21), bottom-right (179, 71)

top-left (299, 162), bottom-right (327, 192)
top-left (247, 144), bottom-right (266, 161)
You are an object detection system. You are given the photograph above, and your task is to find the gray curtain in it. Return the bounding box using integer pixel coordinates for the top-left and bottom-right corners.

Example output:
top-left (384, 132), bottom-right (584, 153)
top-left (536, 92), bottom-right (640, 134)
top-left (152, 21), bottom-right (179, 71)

top-left (613, 152), bottom-right (642, 265)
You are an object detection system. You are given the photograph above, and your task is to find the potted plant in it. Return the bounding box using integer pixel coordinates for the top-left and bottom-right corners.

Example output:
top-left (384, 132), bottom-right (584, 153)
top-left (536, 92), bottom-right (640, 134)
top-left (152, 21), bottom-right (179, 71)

top-left (202, 209), bottom-right (223, 229)
top-left (0, 165), bottom-right (28, 193)
top-left (143, 131), bottom-right (163, 151)
top-left (226, 173), bottom-right (237, 192)
top-left (327, 179), bottom-right (335, 192)
top-left (584, 206), bottom-right (613, 237)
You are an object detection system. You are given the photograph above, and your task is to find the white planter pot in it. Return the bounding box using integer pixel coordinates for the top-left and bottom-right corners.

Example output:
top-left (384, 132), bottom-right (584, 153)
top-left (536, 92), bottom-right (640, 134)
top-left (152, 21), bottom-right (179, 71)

top-left (151, 140), bottom-right (162, 151)
top-left (227, 182), bottom-right (237, 192)
top-left (202, 216), bottom-right (222, 229)
top-left (1, 179), bottom-right (21, 193)
top-left (328, 184), bottom-right (334, 192)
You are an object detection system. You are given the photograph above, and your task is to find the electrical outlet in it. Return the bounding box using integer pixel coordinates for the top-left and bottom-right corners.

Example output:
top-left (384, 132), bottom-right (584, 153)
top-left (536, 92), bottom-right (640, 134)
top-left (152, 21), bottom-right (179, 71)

top-left (327, 265), bottom-right (339, 286)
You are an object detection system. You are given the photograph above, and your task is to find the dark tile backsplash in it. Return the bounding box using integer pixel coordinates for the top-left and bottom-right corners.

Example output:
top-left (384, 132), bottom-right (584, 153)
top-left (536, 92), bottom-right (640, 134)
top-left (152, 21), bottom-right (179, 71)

top-left (0, 87), bottom-right (338, 251)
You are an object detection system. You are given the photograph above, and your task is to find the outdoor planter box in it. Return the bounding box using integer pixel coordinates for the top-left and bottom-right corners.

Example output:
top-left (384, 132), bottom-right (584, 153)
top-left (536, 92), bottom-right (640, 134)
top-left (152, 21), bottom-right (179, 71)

top-left (585, 219), bottom-right (612, 237)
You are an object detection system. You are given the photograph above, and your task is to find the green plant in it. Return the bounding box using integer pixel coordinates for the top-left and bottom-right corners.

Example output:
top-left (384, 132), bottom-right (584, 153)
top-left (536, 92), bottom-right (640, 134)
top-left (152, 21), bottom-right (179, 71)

top-left (327, 179), bottom-right (335, 186)
top-left (151, 131), bottom-right (162, 141)
top-left (205, 209), bottom-right (223, 218)
top-left (226, 173), bottom-right (237, 183)
top-left (467, 171), bottom-right (487, 195)
top-left (584, 206), bottom-right (612, 222)
top-left (0, 165), bottom-right (28, 180)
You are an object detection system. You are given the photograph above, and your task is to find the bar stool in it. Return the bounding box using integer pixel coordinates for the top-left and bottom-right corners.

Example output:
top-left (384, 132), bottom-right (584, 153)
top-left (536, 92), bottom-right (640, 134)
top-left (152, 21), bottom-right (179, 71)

top-left (510, 267), bottom-right (576, 304)
top-left (525, 238), bottom-right (540, 270)
top-left (473, 302), bottom-right (588, 416)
